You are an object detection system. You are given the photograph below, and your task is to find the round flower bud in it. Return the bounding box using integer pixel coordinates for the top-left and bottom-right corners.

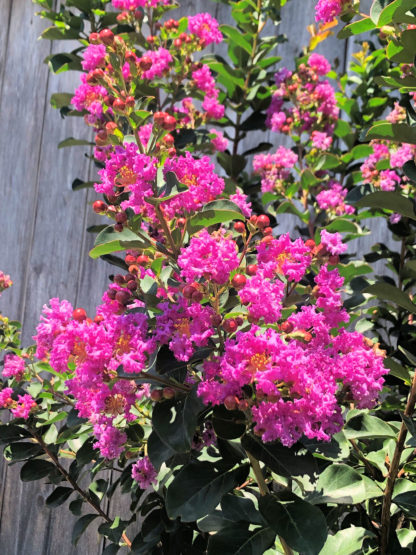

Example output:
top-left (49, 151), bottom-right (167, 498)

top-left (162, 115), bottom-right (177, 131)
top-left (115, 212), bottom-right (127, 224)
top-left (234, 221), bottom-right (246, 234)
top-left (136, 255), bottom-right (150, 266)
top-left (72, 308), bottom-right (87, 322)
top-left (280, 321), bottom-right (294, 334)
top-left (224, 395), bottom-right (238, 411)
top-left (247, 264), bottom-right (258, 276)
top-left (113, 98), bottom-right (126, 112)
top-left (257, 214), bottom-right (270, 229)
top-left (232, 274), bottom-right (247, 289)
top-left (99, 29), bottom-right (114, 45)
top-left (150, 389), bottom-right (163, 402)
top-left (183, 285), bottom-right (196, 298)
top-left (93, 200), bottom-right (107, 214)
top-left (115, 290), bottom-right (131, 305)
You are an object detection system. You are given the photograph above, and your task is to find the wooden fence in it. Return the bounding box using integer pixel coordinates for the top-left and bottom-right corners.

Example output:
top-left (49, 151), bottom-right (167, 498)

top-left (0, 0), bottom-right (382, 553)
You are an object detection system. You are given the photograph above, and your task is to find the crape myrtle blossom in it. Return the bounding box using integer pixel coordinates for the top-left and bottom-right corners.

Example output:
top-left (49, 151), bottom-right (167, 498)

top-left (131, 457), bottom-right (158, 489)
top-left (361, 139), bottom-right (416, 191)
top-left (266, 54), bottom-right (339, 138)
top-left (315, 0), bottom-right (353, 22)
top-left (253, 147), bottom-right (298, 193)
top-left (112, 0), bottom-right (171, 8)
top-left (188, 13), bottom-right (223, 45)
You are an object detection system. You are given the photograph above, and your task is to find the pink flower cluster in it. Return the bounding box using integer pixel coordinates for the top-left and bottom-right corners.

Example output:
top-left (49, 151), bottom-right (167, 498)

top-left (0, 271), bottom-right (12, 295)
top-left (267, 54), bottom-right (339, 138)
top-left (316, 181), bottom-right (354, 216)
top-left (315, 0), bottom-right (352, 22)
top-left (81, 44), bottom-right (106, 72)
top-left (188, 13), bottom-right (223, 45)
top-left (33, 297), bottom-right (155, 458)
top-left (361, 140), bottom-right (416, 191)
top-left (131, 456), bottom-right (158, 489)
top-left (0, 387), bottom-right (36, 420)
top-left (253, 147), bottom-right (298, 193)
top-left (141, 48), bottom-right (173, 80)
top-left (192, 64), bottom-right (225, 120)
top-left (112, 0), bottom-right (171, 8)
top-left (3, 354), bottom-right (25, 381)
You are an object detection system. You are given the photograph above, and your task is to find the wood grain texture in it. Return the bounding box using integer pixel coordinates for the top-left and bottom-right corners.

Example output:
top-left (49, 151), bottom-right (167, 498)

top-left (0, 1), bottom-right (388, 553)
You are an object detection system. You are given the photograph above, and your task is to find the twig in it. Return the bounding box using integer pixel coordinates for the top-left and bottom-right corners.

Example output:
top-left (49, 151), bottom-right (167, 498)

top-left (245, 450), bottom-right (294, 555)
top-left (380, 370), bottom-right (416, 554)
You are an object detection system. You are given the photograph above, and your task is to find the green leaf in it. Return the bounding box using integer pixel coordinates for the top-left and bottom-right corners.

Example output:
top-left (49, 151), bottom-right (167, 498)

top-left (378, 0), bottom-right (416, 25)
top-left (344, 413), bottom-right (397, 440)
top-left (20, 459), bottom-right (56, 481)
top-left (50, 92), bottom-right (74, 109)
top-left (221, 25), bottom-right (253, 54)
top-left (241, 434), bottom-right (317, 479)
top-left (189, 200), bottom-right (244, 229)
top-left (58, 137), bottom-right (94, 149)
top-left (46, 487), bottom-right (73, 507)
top-left (366, 122), bottom-right (416, 144)
top-left (5, 442), bottom-right (43, 461)
top-left (384, 357), bottom-right (411, 383)
top-left (363, 282), bottom-right (416, 313)
top-left (259, 492), bottom-right (327, 554)
top-left (370, 0), bottom-right (390, 24)
top-left (207, 524), bottom-right (276, 555)
top-left (0, 424), bottom-right (31, 444)
top-left (212, 405), bottom-right (246, 440)
top-left (166, 461), bottom-right (249, 521)
top-left (356, 191), bottom-right (416, 220)
top-left (221, 494), bottom-right (264, 525)
top-left (72, 178), bottom-right (95, 191)
top-left (320, 527), bottom-right (375, 555)
top-left (89, 226), bottom-right (150, 258)
top-left (72, 514), bottom-right (98, 545)
top-left (337, 17), bottom-right (376, 38)
top-left (152, 388), bottom-right (205, 455)
top-left (306, 463), bottom-right (383, 504)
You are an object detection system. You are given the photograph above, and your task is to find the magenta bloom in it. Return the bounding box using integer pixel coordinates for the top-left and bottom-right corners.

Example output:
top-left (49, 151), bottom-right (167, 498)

top-left (315, 0), bottom-right (350, 22)
top-left (141, 48), bottom-right (173, 80)
top-left (320, 229), bottom-right (347, 255)
top-left (188, 13), bottom-right (223, 45)
top-left (11, 394), bottom-right (37, 419)
top-left (316, 181), bottom-right (354, 216)
top-left (112, 0), bottom-right (170, 8)
top-left (81, 44), bottom-right (106, 71)
top-left (0, 387), bottom-right (13, 408)
top-left (253, 148), bottom-right (298, 193)
top-left (178, 229), bottom-right (239, 284)
top-left (308, 53), bottom-right (331, 76)
top-left (210, 129), bottom-right (228, 152)
top-left (3, 354), bottom-right (25, 381)
top-left (132, 456), bottom-right (158, 489)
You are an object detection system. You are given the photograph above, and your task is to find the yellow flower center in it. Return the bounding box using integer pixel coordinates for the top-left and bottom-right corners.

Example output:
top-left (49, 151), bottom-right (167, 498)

top-left (175, 318), bottom-right (191, 337)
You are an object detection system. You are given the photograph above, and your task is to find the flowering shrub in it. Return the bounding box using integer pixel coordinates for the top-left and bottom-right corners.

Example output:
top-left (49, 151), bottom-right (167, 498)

top-left (2, 0), bottom-right (416, 553)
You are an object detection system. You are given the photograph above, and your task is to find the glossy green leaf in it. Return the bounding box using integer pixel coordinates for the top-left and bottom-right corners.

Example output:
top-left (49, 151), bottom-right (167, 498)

top-left (58, 137), bottom-right (94, 149)
top-left (320, 527), bottom-right (375, 555)
top-left (344, 413), bottom-right (397, 439)
top-left (241, 434), bottom-right (317, 479)
top-left (190, 200), bottom-right (244, 229)
top-left (363, 282), bottom-right (416, 313)
top-left (356, 191), bottom-right (416, 220)
top-left (306, 464), bottom-right (383, 504)
top-left (366, 122), bottom-right (416, 144)
top-left (20, 459), bottom-right (56, 481)
top-left (89, 226), bottom-right (151, 258)
top-left (166, 461), bottom-right (249, 521)
top-left (207, 524), bottom-right (276, 555)
top-left (46, 487), bottom-right (73, 507)
top-left (337, 17), bottom-right (376, 38)
top-left (72, 514), bottom-right (98, 545)
top-left (259, 492), bottom-right (327, 554)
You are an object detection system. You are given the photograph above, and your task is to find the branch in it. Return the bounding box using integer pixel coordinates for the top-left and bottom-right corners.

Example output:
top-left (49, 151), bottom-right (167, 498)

top-left (380, 370), bottom-right (416, 555)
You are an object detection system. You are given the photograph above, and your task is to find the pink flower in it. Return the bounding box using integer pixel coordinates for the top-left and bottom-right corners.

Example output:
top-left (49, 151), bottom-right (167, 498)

top-left (379, 169), bottom-right (401, 191)
top-left (315, 0), bottom-right (351, 22)
top-left (93, 422), bottom-right (126, 459)
top-left (312, 130), bottom-right (332, 150)
top-left (0, 387), bottom-right (13, 408)
top-left (308, 53), bottom-right (331, 76)
top-left (320, 229), bottom-right (347, 255)
top-left (33, 298), bottom-right (74, 359)
top-left (257, 233), bottom-right (312, 282)
top-left (202, 95), bottom-right (225, 119)
top-left (141, 48), bottom-right (172, 80)
top-left (3, 354), bottom-right (25, 381)
top-left (210, 129), bottom-right (228, 151)
top-left (81, 44), bottom-right (106, 71)
top-left (239, 271), bottom-right (285, 323)
top-left (188, 13), bottom-right (223, 45)
top-left (178, 229), bottom-right (239, 284)
top-left (253, 148), bottom-right (298, 193)
top-left (132, 456), bottom-right (157, 488)
top-left (112, 0), bottom-right (170, 8)
top-left (0, 271), bottom-right (12, 294)
top-left (163, 152), bottom-right (224, 217)
top-left (11, 394), bottom-right (37, 419)
top-left (316, 181), bottom-right (354, 216)
top-left (229, 191), bottom-right (252, 218)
